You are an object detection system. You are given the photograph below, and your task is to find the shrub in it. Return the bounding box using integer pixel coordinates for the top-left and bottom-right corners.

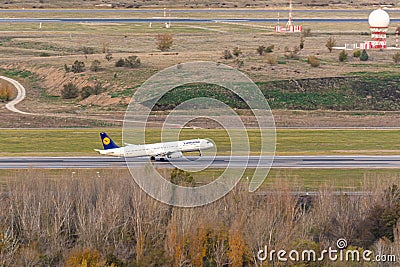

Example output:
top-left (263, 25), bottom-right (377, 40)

top-left (92, 83), bottom-right (106, 95)
top-left (105, 52), bottom-right (113, 62)
top-left (265, 54), bottom-right (277, 65)
top-left (360, 49), bottom-right (369, 61)
top-left (325, 36), bottom-right (336, 53)
top-left (223, 50), bottom-right (233, 60)
top-left (124, 55), bottom-right (141, 68)
top-left (170, 168), bottom-right (194, 186)
top-left (80, 86), bottom-right (93, 99)
top-left (64, 64), bottom-right (70, 73)
top-left (115, 58), bottom-right (125, 67)
top-left (71, 60), bottom-right (85, 73)
top-left (284, 46), bottom-right (300, 59)
top-left (235, 59), bottom-right (244, 68)
top-left (265, 45), bottom-right (274, 53)
top-left (256, 45), bottom-right (265, 55)
top-left (65, 248), bottom-right (105, 267)
top-left (299, 36), bottom-right (305, 50)
top-left (0, 86), bottom-right (14, 102)
top-left (156, 33), bottom-right (173, 51)
top-left (339, 50), bottom-right (348, 62)
top-left (39, 52), bottom-right (51, 57)
top-left (303, 28), bottom-right (312, 37)
top-left (353, 50), bottom-right (361, 58)
top-left (307, 55), bottom-right (320, 67)
top-left (82, 46), bottom-right (95, 55)
top-left (90, 60), bottom-right (101, 72)
top-left (393, 52), bottom-right (400, 63)
top-left (232, 47), bottom-right (242, 57)
top-left (61, 83), bottom-right (79, 99)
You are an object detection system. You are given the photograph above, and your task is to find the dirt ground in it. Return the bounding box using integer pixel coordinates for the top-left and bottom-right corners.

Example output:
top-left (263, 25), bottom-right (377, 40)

top-left (1, 9), bottom-right (400, 128)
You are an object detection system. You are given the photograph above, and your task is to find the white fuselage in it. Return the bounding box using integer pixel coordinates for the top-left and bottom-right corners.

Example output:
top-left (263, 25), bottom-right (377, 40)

top-left (97, 139), bottom-right (213, 158)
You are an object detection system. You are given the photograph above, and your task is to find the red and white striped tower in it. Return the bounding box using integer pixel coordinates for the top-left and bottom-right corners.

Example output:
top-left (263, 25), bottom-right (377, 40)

top-left (286, 0), bottom-right (293, 28)
top-left (368, 8), bottom-right (390, 49)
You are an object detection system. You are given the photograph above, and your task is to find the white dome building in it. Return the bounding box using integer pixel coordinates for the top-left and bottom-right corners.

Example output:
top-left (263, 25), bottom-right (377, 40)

top-left (368, 8), bottom-right (390, 28)
top-left (365, 8), bottom-right (390, 49)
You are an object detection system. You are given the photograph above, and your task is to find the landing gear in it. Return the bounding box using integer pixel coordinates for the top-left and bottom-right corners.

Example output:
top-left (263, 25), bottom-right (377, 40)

top-left (150, 156), bottom-right (167, 162)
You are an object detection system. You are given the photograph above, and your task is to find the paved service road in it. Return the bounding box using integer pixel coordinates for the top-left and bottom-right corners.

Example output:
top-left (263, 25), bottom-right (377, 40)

top-left (1, 156), bottom-right (400, 169)
top-left (2, 76), bottom-right (33, 115)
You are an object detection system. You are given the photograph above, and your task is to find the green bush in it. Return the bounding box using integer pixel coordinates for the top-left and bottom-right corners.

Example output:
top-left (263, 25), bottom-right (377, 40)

top-left (339, 50), bottom-right (348, 62)
top-left (353, 50), bottom-right (361, 58)
top-left (360, 49), bottom-right (369, 61)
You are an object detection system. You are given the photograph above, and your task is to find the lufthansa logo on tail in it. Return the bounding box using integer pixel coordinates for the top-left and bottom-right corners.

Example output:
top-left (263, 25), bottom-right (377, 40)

top-left (103, 137), bottom-right (111, 145)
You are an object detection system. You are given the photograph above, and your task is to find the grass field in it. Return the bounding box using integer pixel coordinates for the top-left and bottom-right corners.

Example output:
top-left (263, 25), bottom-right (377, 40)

top-left (1, 168), bottom-right (398, 190)
top-left (1, 128), bottom-right (399, 156)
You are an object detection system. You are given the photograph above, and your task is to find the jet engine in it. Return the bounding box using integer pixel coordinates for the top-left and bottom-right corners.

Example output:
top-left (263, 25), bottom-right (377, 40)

top-left (167, 152), bottom-right (183, 159)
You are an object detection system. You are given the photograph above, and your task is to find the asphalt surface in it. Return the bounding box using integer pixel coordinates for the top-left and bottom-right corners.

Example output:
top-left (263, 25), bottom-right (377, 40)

top-left (1, 156), bottom-right (400, 169)
top-left (2, 17), bottom-right (400, 23)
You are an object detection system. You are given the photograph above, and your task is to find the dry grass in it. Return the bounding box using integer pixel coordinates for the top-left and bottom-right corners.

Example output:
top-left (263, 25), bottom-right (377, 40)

top-left (1, 169), bottom-right (400, 265)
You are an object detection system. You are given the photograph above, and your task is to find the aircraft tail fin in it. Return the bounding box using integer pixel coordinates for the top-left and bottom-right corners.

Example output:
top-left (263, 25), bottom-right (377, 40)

top-left (100, 132), bottom-right (120, 150)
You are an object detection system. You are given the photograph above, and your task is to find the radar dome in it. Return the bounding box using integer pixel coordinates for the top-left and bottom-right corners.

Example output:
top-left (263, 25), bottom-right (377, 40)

top-left (368, 8), bottom-right (390, 28)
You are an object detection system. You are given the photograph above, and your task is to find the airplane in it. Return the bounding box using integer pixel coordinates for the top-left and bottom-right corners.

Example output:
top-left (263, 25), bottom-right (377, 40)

top-left (95, 132), bottom-right (214, 161)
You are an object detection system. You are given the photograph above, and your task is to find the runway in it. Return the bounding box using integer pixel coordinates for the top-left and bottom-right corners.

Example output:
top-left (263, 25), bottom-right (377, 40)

top-left (1, 156), bottom-right (400, 169)
top-left (1, 18), bottom-right (400, 23)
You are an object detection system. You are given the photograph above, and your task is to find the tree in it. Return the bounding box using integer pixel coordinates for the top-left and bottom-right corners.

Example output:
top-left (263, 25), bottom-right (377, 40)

top-left (156, 33), bottom-right (173, 51)
top-left (303, 28), bottom-right (312, 37)
top-left (90, 60), bottom-right (101, 72)
top-left (393, 52), bottom-right (400, 63)
top-left (232, 47), bottom-right (242, 57)
top-left (61, 83), bottom-right (79, 99)
top-left (339, 50), bottom-right (348, 62)
top-left (71, 60), bottom-right (85, 73)
top-left (360, 49), bottom-right (369, 61)
top-left (326, 36), bottom-right (336, 53)
top-left (299, 36), bottom-right (305, 50)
